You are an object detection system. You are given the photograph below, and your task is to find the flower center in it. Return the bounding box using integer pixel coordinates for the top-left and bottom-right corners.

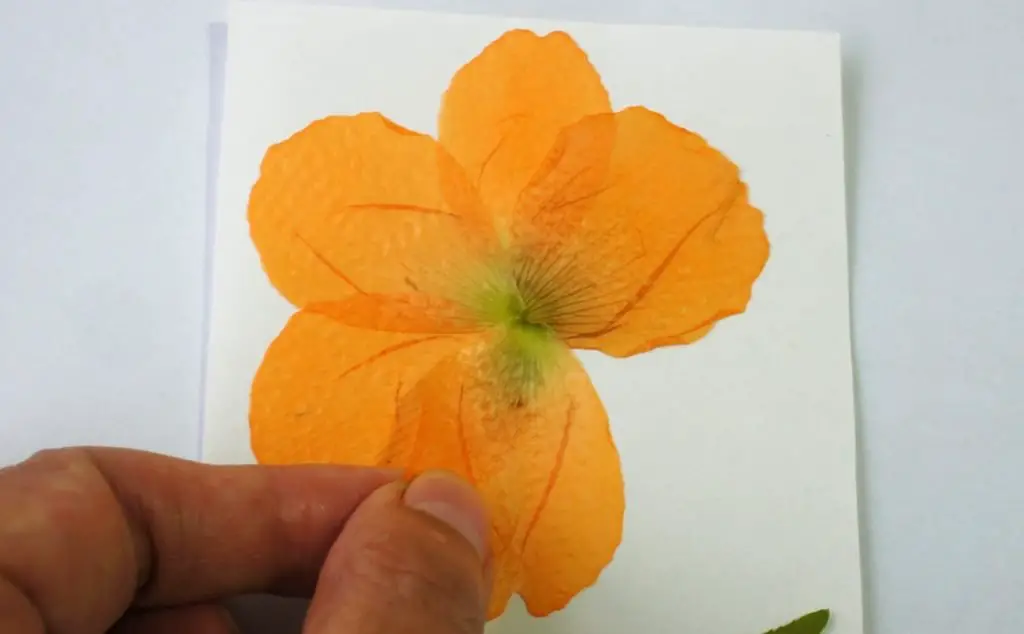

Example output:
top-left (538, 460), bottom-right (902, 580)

top-left (491, 319), bottom-right (559, 406)
top-left (469, 265), bottom-right (563, 408)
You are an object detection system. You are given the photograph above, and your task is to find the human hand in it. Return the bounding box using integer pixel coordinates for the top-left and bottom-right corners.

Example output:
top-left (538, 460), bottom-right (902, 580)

top-left (0, 447), bottom-right (490, 633)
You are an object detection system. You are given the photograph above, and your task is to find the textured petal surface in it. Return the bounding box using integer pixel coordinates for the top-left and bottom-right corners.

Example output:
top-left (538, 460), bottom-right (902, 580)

top-left (438, 30), bottom-right (611, 231)
top-left (249, 113), bottom-right (496, 308)
top-left (249, 309), bottom-right (465, 465)
top-left (513, 107), bottom-right (770, 356)
top-left (511, 112), bottom-right (616, 242)
top-left (307, 293), bottom-right (481, 334)
top-left (384, 332), bottom-right (623, 618)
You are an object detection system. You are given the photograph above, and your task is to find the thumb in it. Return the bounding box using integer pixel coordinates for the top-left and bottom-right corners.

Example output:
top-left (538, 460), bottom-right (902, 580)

top-left (303, 471), bottom-right (490, 634)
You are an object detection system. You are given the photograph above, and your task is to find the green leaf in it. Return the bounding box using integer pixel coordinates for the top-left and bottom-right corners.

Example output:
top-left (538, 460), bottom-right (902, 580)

top-left (762, 609), bottom-right (830, 634)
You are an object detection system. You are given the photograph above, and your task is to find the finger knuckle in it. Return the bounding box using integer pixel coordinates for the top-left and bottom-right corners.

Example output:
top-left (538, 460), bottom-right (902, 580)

top-left (0, 448), bottom-right (134, 633)
top-left (26, 447), bottom-right (92, 471)
top-left (9, 449), bottom-right (116, 540)
top-left (21, 448), bottom-right (103, 497)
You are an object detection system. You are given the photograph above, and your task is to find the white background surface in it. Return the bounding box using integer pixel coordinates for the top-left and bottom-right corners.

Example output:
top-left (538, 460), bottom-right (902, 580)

top-left (0, 0), bottom-right (1021, 633)
top-left (204, 6), bottom-right (859, 632)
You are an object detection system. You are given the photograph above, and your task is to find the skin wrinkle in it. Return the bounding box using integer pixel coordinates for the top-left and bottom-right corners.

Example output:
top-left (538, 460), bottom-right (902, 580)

top-left (256, 470), bottom-right (310, 594)
top-left (70, 450), bottom-right (154, 595)
top-left (309, 484), bottom-right (486, 634)
top-left (355, 531), bottom-right (454, 605)
top-left (97, 454), bottom-right (193, 605)
top-left (0, 576), bottom-right (45, 634)
top-left (0, 497), bottom-right (42, 630)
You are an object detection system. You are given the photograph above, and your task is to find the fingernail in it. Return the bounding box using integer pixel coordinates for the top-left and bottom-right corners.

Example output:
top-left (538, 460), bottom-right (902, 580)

top-left (404, 470), bottom-right (489, 559)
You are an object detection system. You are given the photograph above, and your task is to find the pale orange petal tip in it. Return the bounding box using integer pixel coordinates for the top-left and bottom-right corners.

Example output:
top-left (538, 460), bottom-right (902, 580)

top-left (438, 28), bottom-right (611, 227)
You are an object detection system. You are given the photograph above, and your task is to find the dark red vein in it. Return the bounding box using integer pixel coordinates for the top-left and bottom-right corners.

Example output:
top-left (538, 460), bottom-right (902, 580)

top-left (344, 203), bottom-right (459, 217)
top-left (455, 384), bottom-right (476, 485)
top-left (572, 185), bottom-right (741, 339)
top-left (335, 336), bottom-right (446, 382)
top-left (477, 129), bottom-right (514, 187)
top-left (520, 400), bottom-right (575, 552)
top-left (293, 231), bottom-right (364, 294)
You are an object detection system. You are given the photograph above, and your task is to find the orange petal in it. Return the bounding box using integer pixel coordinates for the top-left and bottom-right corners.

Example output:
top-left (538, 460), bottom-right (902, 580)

top-left (514, 107), bottom-right (770, 356)
top-left (307, 294), bottom-right (481, 334)
top-left (512, 112), bottom-right (617, 242)
top-left (249, 309), bottom-right (465, 466)
top-left (249, 113), bottom-right (496, 308)
top-left (386, 332), bottom-right (623, 618)
top-left (438, 30), bottom-right (611, 232)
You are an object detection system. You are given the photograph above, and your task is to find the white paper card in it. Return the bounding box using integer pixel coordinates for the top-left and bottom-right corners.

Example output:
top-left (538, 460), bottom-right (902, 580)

top-left (204, 3), bottom-right (862, 632)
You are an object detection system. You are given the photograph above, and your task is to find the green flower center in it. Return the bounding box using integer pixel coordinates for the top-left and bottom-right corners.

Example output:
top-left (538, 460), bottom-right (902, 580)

top-left (469, 260), bottom-right (564, 407)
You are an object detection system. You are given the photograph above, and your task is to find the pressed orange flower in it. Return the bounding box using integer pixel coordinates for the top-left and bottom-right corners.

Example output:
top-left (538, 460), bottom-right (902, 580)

top-left (247, 29), bottom-right (769, 618)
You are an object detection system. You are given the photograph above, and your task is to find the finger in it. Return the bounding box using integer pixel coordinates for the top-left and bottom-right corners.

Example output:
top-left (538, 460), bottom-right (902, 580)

top-left (0, 447), bottom-right (397, 634)
top-left (112, 604), bottom-right (238, 634)
top-left (304, 471), bottom-right (490, 634)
